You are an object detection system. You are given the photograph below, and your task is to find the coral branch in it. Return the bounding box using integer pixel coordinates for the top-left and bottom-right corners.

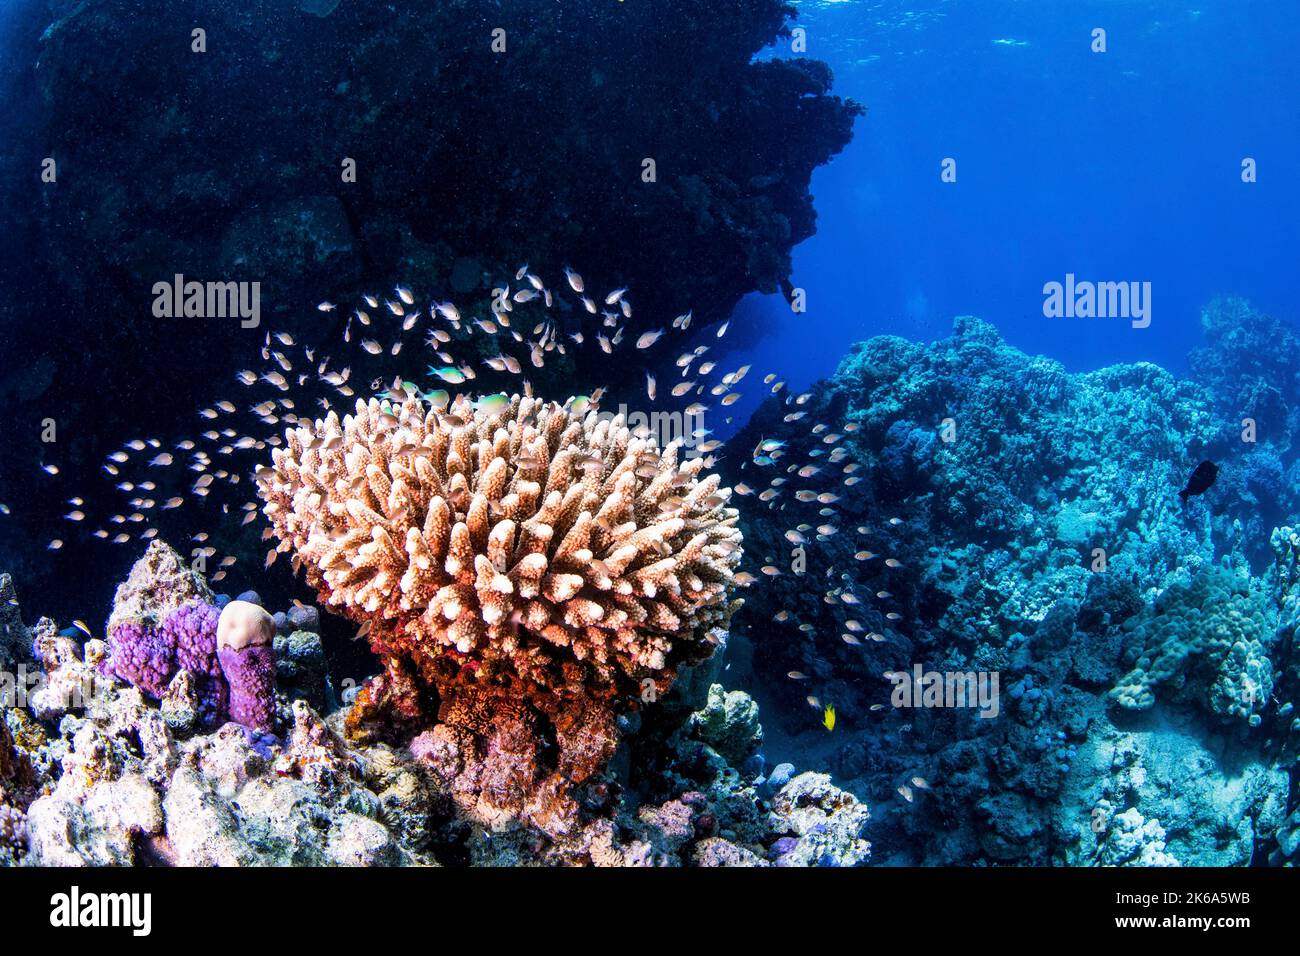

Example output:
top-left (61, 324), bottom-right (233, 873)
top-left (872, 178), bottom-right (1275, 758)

top-left (258, 392), bottom-right (743, 832)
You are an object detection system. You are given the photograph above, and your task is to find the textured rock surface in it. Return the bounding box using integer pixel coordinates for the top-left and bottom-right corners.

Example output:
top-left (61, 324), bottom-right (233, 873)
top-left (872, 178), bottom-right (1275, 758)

top-left (1110, 566), bottom-right (1275, 723)
top-left (719, 304), bottom-right (1299, 866)
top-left (20, 0), bottom-right (859, 334)
top-left (766, 772), bottom-right (871, 867)
top-left (5, 657), bottom-right (868, 866)
top-left (1052, 711), bottom-right (1288, 866)
top-left (105, 541), bottom-right (214, 637)
top-left (4, 550), bottom-right (867, 865)
top-left (0, 574), bottom-right (27, 670)
top-left (691, 683), bottom-right (763, 766)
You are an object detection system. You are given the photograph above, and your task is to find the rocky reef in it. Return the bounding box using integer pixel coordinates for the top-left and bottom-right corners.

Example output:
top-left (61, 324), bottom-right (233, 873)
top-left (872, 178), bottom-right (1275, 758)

top-left (6, 296), bottom-right (1298, 868)
top-left (722, 298), bottom-right (1300, 866)
top-left (0, 543), bottom-right (869, 866)
top-left (28, 0), bottom-right (857, 326)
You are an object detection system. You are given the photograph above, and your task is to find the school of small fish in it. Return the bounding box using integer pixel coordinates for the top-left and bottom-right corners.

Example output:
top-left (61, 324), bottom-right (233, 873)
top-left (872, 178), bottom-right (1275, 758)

top-left (22, 264), bottom-right (913, 740)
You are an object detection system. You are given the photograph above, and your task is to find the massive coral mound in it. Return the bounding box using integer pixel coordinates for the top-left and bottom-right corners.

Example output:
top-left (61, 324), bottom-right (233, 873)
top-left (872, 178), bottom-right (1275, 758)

top-left (826, 316), bottom-right (1220, 546)
top-left (1110, 565), bottom-right (1276, 724)
top-left (1187, 297), bottom-right (1300, 539)
top-left (258, 391), bottom-right (743, 831)
top-left (725, 316), bottom-right (1226, 725)
top-left (1190, 296), bottom-right (1300, 447)
top-left (0, 2), bottom-right (860, 534)
top-left (103, 601), bottom-right (230, 728)
top-left (719, 312), bottom-right (1300, 866)
top-left (29, 0), bottom-right (858, 308)
top-left (26, 0), bottom-right (859, 320)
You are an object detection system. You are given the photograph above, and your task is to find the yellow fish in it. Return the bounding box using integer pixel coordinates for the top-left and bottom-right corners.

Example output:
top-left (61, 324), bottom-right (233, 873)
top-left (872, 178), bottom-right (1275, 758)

top-left (822, 704), bottom-right (836, 732)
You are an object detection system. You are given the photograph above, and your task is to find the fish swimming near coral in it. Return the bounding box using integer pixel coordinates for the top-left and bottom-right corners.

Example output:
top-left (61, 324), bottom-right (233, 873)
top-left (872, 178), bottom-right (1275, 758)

top-left (57, 620), bottom-right (92, 641)
top-left (47, 266), bottom-right (871, 751)
top-left (1178, 460), bottom-right (1218, 503)
top-left (256, 389), bottom-right (745, 833)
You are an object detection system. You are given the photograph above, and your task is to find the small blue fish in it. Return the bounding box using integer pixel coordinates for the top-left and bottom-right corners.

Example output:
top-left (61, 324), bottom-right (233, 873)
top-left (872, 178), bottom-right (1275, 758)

top-left (427, 365), bottom-right (467, 385)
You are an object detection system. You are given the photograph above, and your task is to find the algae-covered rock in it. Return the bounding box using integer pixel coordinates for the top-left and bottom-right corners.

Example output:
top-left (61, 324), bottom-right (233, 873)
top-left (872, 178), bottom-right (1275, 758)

top-left (106, 541), bottom-right (214, 636)
top-left (691, 683), bottom-right (763, 766)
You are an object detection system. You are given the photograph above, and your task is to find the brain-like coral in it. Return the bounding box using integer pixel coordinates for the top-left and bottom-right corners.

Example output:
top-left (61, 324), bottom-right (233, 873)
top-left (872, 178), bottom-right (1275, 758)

top-left (258, 392), bottom-right (743, 832)
top-left (1109, 566), bottom-right (1276, 724)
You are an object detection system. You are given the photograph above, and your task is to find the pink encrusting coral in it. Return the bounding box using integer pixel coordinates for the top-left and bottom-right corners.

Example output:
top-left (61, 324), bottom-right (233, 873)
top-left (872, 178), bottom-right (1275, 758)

top-left (103, 619), bottom-right (175, 699)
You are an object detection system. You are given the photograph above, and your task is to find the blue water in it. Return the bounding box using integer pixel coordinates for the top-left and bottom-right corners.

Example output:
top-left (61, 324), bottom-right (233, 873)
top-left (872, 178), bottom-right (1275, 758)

top-left (1, 0), bottom-right (1298, 874)
top-left (1, 0), bottom-right (1295, 596)
top-left (736, 0), bottom-right (1300, 404)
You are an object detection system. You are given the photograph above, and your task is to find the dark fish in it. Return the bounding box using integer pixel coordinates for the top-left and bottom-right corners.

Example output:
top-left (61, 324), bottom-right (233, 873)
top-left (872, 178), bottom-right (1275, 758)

top-left (1179, 460), bottom-right (1218, 503)
top-left (57, 620), bottom-right (92, 640)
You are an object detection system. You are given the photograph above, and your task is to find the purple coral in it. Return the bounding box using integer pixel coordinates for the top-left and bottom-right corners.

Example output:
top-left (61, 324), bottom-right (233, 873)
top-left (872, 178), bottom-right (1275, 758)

top-left (104, 601), bottom-right (229, 728)
top-left (106, 598), bottom-right (279, 733)
top-left (216, 600), bottom-right (278, 733)
top-left (103, 619), bottom-right (175, 698)
top-left (163, 602), bottom-right (228, 724)
top-left (218, 643), bottom-right (277, 732)
top-left (166, 601), bottom-right (220, 674)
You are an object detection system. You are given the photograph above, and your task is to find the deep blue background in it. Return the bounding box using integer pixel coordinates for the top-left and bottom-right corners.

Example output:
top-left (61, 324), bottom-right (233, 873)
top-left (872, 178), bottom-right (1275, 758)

top-left (732, 0), bottom-right (1300, 409)
top-left (1, 0), bottom-right (1297, 615)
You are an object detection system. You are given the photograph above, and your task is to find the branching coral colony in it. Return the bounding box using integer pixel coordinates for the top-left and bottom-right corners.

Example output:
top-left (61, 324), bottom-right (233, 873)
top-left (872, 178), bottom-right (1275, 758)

top-left (257, 392), bottom-right (743, 834)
